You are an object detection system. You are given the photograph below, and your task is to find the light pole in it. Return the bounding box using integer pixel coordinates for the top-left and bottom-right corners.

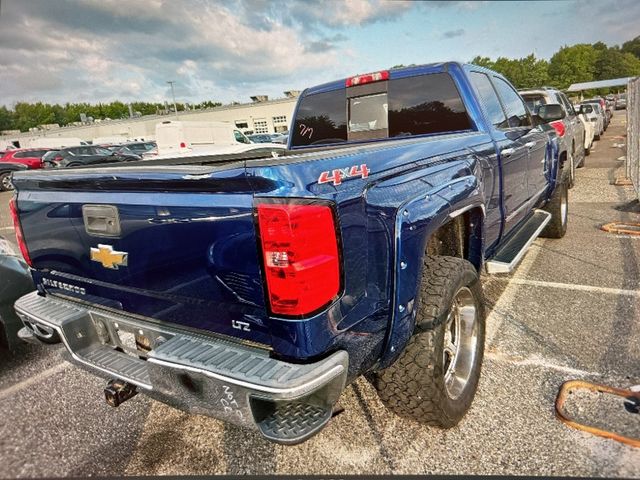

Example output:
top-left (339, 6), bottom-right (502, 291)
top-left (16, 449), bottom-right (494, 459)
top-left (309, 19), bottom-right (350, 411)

top-left (167, 80), bottom-right (178, 119)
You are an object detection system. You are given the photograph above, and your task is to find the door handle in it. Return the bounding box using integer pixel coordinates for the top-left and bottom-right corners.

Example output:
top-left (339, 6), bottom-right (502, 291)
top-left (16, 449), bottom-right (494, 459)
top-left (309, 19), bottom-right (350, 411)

top-left (525, 141), bottom-right (536, 149)
top-left (501, 147), bottom-right (515, 157)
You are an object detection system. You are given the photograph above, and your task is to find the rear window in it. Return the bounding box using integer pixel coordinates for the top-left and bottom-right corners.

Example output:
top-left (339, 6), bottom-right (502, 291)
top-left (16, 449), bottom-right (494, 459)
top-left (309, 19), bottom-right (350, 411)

top-left (521, 94), bottom-right (546, 112)
top-left (291, 72), bottom-right (472, 148)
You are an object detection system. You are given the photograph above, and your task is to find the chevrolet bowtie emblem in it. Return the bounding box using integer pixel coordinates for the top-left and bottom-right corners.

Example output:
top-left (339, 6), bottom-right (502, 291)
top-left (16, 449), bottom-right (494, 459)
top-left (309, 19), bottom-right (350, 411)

top-left (90, 244), bottom-right (128, 269)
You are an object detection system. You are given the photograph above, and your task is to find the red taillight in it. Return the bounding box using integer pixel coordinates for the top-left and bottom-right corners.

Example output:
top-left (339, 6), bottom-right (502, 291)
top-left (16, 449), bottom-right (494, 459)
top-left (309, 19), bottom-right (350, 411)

top-left (346, 70), bottom-right (389, 87)
top-left (257, 202), bottom-right (341, 316)
top-left (9, 197), bottom-right (33, 267)
top-left (180, 142), bottom-right (186, 148)
top-left (550, 120), bottom-right (565, 137)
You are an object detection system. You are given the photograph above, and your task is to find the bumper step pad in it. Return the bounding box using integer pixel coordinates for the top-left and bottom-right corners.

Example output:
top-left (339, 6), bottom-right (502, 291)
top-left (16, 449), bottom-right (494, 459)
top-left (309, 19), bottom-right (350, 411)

top-left (258, 402), bottom-right (332, 445)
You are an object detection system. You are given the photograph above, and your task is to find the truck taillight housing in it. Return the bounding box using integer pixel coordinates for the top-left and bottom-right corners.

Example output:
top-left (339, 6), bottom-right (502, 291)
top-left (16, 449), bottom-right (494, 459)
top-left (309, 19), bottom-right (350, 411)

top-left (550, 120), bottom-right (565, 137)
top-left (9, 197), bottom-right (33, 267)
top-left (257, 201), bottom-right (341, 317)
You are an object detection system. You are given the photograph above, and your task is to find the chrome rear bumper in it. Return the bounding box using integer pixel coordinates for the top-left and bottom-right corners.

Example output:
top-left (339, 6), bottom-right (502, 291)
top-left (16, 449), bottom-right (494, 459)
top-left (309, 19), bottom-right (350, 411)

top-left (15, 291), bottom-right (348, 444)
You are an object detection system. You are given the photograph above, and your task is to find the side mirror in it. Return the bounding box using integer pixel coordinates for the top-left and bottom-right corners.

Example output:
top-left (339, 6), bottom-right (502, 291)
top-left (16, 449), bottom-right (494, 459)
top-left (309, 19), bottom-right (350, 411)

top-left (537, 104), bottom-right (566, 123)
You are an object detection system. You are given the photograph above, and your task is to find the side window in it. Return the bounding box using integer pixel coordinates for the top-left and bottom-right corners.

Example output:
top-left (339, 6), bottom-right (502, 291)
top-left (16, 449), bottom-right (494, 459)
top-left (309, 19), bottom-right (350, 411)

top-left (469, 72), bottom-right (507, 128)
top-left (291, 90), bottom-right (347, 147)
top-left (387, 72), bottom-right (472, 136)
top-left (13, 151), bottom-right (26, 158)
top-left (559, 94), bottom-right (575, 116)
top-left (492, 77), bottom-right (532, 128)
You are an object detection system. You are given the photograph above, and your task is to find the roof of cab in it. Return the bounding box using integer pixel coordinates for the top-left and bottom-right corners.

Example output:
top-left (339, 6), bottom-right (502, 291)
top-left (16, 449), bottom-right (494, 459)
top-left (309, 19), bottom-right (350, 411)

top-left (302, 62), bottom-right (457, 96)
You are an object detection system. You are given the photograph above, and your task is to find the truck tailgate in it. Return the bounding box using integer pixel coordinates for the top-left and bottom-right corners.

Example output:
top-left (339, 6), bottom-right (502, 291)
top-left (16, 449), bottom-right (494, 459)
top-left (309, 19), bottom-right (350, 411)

top-left (12, 165), bottom-right (273, 347)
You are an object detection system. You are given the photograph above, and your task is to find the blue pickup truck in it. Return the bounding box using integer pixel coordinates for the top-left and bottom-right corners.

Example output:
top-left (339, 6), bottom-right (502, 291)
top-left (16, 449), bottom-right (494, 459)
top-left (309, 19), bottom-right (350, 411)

top-left (11, 63), bottom-right (567, 444)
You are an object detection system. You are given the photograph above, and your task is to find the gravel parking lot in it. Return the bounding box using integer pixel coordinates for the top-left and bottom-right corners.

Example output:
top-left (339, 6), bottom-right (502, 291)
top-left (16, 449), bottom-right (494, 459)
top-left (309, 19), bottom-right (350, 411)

top-left (0, 115), bottom-right (638, 477)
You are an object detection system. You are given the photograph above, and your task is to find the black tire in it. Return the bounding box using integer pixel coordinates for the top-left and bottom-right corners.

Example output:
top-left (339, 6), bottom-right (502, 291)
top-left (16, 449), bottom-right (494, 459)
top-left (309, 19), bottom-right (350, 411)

top-left (375, 256), bottom-right (485, 428)
top-left (540, 179), bottom-right (568, 238)
top-left (583, 147), bottom-right (590, 158)
top-left (0, 172), bottom-right (13, 191)
top-left (66, 162), bottom-right (81, 168)
top-left (567, 151), bottom-right (575, 189)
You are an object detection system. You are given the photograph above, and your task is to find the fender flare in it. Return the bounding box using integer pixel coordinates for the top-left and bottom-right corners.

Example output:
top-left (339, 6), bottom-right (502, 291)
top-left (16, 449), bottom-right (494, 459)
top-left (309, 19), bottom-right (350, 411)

top-left (378, 175), bottom-right (486, 368)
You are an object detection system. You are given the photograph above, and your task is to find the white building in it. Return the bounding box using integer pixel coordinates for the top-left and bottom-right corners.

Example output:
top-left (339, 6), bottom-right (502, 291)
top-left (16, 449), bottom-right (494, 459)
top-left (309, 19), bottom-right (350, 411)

top-left (1, 93), bottom-right (299, 148)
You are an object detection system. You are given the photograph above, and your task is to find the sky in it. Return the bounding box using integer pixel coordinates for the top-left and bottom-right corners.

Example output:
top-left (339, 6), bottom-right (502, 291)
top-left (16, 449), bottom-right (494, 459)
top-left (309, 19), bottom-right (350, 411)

top-left (0, 0), bottom-right (638, 108)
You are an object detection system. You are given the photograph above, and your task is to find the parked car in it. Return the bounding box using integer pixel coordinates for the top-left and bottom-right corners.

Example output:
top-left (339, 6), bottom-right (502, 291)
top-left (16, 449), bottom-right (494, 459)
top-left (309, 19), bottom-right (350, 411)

top-left (121, 141), bottom-right (157, 156)
top-left (142, 146), bottom-right (159, 159)
top-left (41, 149), bottom-right (61, 168)
top-left (248, 133), bottom-right (274, 143)
top-left (520, 87), bottom-right (585, 188)
top-left (615, 93), bottom-right (627, 110)
top-left (579, 101), bottom-right (606, 139)
top-left (0, 235), bottom-right (59, 349)
top-left (0, 162), bottom-right (28, 191)
top-left (12, 62), bottom-right (568, 445)
top-left (0, 148), bottom-right (53, 169)
top-left (270, 133), bottom-right (289, 144)
top-left (592, 97), bottom-right (611, 131)
top-left (575, 106), bottom-right (595, 157)
top-left (50, 145), bottom-right (141, 168)
top-left (104, 145), bottom-right (143, 159)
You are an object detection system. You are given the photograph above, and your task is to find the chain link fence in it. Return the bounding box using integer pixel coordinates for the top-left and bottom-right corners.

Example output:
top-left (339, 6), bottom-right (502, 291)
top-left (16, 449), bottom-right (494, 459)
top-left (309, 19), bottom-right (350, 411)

top-left (627, 77), bottom-right (640, 201)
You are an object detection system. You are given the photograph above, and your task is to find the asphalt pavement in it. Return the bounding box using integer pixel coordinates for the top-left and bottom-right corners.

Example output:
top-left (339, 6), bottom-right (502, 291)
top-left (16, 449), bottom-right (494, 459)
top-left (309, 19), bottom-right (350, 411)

top-left (0, 114), bottom-right (638, 477)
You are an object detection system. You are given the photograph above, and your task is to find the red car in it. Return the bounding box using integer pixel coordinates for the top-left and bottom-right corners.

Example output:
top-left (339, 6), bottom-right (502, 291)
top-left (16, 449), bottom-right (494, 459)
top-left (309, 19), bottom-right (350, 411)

top-left (0, 148), bottom-right (53, 169)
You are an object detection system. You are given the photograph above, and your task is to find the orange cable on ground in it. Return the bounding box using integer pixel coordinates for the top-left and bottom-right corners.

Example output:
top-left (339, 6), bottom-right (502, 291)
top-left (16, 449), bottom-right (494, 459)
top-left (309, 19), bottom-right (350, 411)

top-left (555, 380), bottom-right (640, 448)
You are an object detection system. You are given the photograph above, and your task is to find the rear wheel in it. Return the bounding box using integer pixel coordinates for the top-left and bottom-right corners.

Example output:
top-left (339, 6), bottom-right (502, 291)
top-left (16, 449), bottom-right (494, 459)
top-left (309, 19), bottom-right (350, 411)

top-left (375, 256), bottom-right (485, 427)
top-left (0, 172), bottom-right (13, 191)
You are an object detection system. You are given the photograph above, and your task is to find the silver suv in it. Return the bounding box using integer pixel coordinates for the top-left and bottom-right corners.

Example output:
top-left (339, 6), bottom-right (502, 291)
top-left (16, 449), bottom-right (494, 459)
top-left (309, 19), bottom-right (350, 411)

top-left (519, 87), bottom-right (586, 188)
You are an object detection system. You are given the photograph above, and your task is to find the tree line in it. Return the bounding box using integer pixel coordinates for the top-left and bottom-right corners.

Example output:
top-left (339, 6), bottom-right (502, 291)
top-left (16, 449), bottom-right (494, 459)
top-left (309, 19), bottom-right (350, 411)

top-left (0, 100), bottom-right (222, 134)
top-left (471, 37), bottom-right (640, 92)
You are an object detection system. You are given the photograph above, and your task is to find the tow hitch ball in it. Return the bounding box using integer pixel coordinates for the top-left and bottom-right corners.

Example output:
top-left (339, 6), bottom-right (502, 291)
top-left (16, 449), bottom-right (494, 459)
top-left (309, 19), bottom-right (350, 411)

top-left (104, 379), bottom-right (138, 407)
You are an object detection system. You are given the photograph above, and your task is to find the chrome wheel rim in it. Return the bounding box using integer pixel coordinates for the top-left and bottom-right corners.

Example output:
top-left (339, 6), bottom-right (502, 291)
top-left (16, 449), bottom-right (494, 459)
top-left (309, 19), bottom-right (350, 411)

top-left (443, 286), bottom-right (478, 400)
top-left (1, 174), bottom-right (12, 190)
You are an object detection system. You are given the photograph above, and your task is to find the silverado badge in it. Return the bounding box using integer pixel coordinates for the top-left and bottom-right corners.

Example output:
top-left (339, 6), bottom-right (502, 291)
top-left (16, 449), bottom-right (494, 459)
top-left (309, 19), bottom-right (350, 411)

top-left (90, 244), bottom-right (128, 269)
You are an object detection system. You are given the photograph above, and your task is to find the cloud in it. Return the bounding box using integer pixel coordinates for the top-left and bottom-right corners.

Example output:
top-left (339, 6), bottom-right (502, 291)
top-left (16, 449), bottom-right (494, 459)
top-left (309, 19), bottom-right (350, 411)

top-left (442, 29), bottom-right (465, 39)
top-left (0, 1), bottom-right (308, 104)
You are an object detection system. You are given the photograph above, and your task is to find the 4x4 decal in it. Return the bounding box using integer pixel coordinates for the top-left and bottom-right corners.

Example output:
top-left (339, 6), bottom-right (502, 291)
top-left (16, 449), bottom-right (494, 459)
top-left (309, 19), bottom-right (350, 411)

top-left (318, 164), bottom-right (370, 186)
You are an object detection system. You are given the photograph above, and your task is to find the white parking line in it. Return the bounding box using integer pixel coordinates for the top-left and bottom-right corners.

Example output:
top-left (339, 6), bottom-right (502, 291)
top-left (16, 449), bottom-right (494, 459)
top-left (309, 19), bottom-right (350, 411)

top-left (485, 240), bottom-right (545, 346)
top-left (0, 226), bottom-right (14, 232)
top-left (0, 362), bottom-right (68, 401)
top-left (485, 351), bottom-right (601, 377)
top-left (508, 278), bottom-right (640, 298)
